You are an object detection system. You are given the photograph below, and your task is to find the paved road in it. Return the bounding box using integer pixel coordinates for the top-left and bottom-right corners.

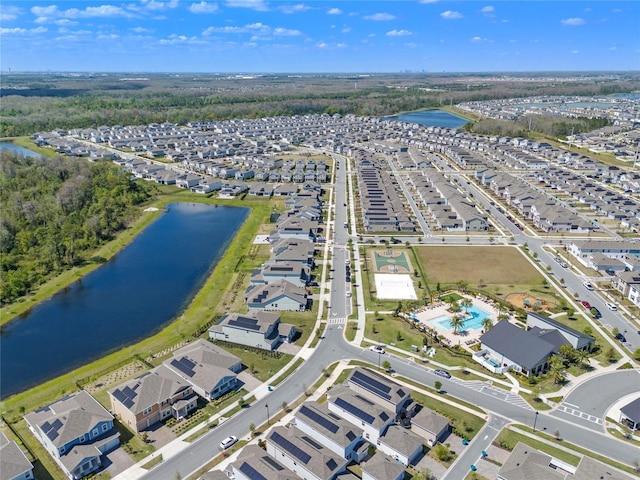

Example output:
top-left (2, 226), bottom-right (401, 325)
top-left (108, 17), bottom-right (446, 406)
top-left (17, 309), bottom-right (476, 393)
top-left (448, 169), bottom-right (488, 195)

top-left (138, 151), bottom-right (640, 479)
top-left (552, 370), bottom-right (640, 431)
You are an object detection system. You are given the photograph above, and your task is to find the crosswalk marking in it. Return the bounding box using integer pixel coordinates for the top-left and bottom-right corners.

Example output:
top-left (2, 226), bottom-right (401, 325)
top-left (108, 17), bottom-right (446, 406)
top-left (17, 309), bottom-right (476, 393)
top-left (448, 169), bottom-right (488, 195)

top-left (464, 381), bottom-right (533, 410)
top-left (328, 317), bottom-right (347, 324)
top-left (556, 404), bottom-right (603, 425)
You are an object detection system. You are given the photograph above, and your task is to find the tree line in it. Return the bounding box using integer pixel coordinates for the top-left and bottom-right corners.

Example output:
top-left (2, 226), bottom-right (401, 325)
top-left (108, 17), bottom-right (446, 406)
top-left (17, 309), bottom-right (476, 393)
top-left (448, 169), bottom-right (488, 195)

top-left (0, 152), bottom-right (151, 304)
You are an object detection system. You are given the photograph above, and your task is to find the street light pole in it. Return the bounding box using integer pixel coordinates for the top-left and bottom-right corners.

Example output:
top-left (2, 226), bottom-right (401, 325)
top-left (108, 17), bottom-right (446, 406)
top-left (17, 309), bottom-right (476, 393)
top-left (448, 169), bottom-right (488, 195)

top-left (266, 403), bottom-right (270, 425)
top-left (533, 411), bottom-right (539, 432)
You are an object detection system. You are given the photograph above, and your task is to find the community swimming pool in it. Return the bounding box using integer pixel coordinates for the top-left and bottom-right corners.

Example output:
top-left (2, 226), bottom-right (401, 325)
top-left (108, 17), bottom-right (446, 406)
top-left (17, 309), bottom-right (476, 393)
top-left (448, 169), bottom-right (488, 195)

top-left (430, 305), bottom-right (491, 331)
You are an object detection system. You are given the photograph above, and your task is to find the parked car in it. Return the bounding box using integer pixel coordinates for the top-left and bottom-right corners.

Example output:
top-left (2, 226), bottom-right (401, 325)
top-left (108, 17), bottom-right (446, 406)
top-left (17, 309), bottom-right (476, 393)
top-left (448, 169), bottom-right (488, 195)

top-left (583, 282), bottom-right (594, 291)
top-left (605, 269), bottom-right (615, 276)
top-left (560, 262), bottom-right (568, 268)
top-left (346, 291), bottom-right (351, 298)
top-left (219, 436), bottom-right (238, 450)
top-left (605, 302), bottom-right (617, 311)
top-left (346, 276), bottom-right (351, 282)
top-left (370, 345), bottom-right (385, 354)
top-left (581, 300), bottom-right (591, 309)
top-left (590, 307), bottom-right (601, 319)
top-left (615, 333), bottom-right (627, 343)
top-left (434, 369), bottom-right (451, 379)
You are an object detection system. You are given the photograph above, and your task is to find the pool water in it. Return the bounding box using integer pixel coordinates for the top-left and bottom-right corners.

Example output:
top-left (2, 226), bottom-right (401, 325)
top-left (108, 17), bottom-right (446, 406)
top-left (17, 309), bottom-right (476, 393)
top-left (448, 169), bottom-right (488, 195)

top-left (431, 305), bottom-right (491, 331)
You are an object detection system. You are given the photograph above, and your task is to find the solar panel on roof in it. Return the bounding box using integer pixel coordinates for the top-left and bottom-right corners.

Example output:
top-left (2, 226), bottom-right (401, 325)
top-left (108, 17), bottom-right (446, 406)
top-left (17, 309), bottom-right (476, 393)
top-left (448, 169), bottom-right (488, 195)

top-left (262, 455), bottom-right (285, 471)
top-left (270, 431), bottom-right (311, 464)
top-left (299, 405), bottom-right (339, 434)
top-left (350, 370), bottom-right (392, 401)
top-left (334, 397), bottom-right (375, 424)
top-left (239, 463), bottom-right (268, 480)
top-left (301, 435), bottom-right (323, 450)
top-left (380, 412), bottom-right (389, 421)
top-left (171, 358), bottom-right (196, 378)
top-left (326, 458), bottom-right (339, 471)
top-left (228, 317), bottom-right (261, 331)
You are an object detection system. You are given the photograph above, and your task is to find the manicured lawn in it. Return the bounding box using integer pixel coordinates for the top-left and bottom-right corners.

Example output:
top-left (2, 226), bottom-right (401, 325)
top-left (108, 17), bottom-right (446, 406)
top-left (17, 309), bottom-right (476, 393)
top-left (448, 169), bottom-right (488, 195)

top-left (411, 390), bottom-right (485, 440)
top-left (493, 427), bottom-right (580, 466)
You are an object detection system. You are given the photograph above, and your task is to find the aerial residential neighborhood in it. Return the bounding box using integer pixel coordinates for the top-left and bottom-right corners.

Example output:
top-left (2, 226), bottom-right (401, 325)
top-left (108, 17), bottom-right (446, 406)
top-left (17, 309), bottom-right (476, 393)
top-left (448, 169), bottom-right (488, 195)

top-left (2, 90), bottom-right (639, 480)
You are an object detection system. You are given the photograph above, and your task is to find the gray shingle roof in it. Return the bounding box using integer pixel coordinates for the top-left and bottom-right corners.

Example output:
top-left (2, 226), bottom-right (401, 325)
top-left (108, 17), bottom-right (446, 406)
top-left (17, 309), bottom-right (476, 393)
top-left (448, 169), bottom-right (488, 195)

top-left (0, 432), bottom-right (33, 480)
top-left (480, 321), bottom-right (555, 370)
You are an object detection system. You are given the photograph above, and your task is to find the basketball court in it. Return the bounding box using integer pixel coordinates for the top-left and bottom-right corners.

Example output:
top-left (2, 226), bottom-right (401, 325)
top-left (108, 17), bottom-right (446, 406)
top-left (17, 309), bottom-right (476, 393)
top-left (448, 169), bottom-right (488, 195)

top-left (371, 249), bottom-right (412, 274)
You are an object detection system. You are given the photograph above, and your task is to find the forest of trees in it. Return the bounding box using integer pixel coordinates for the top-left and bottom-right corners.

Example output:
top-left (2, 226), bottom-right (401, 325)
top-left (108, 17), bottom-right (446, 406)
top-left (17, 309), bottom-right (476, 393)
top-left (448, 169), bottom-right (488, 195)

top-left (0, 153), bottom-right (151, 304)
top-left (466, 114), bottom-right (611, 139)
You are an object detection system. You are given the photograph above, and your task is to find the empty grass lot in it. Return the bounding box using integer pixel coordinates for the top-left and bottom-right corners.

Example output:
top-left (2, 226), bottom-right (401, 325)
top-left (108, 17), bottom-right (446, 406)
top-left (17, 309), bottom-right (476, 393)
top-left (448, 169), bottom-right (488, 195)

top-left (415, 246), bottom-right (542, 290)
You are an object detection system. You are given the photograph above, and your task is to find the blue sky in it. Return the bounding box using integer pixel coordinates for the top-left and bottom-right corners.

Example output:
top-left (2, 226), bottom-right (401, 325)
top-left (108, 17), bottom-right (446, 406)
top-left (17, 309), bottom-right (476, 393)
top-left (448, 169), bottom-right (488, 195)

top-left (1, 1), bottom-right (638, 72)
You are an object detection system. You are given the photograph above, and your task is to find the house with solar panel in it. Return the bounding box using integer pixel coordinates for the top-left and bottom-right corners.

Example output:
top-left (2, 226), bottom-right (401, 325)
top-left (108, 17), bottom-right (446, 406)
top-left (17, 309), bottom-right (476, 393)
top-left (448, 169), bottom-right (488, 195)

top-left (244, 279), bottom-right (309, 311)
top-left (108, 364), bottom-right (197, 433)
top-left (0, 431), bottom-right (34, 480)
top-left (249, 261), bottom-right (311, 288)
top-left (229, 444), bottom-right (296, 480)
top-left (294, 401), bottom-right (368, 462)
top-left (209, 311), bottom-right (297, 351)
top-left (326, 385), bottom-right (396, 444)
top-left (265, 425), bottom-right (348, 480)
top-left (346, 368), bottom-right (413, 415)
top-left (24, 391), bottom-right (120, 480)
top-left (163, 340), bottom-right (242, 401)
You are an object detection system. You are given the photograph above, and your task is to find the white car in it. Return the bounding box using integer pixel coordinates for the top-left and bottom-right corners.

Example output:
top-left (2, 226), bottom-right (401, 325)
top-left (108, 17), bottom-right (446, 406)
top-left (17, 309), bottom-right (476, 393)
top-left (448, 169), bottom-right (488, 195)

top-left (346, 291), bottom-right (352, 298)
top-left (583, 282), bottom-right (594, 291)
top-left (219, 435), bottom-right (238, 450)
top-left (605, 302), bottom-right (617, 311)
top-left (370, 345), bottom-right (385, 354)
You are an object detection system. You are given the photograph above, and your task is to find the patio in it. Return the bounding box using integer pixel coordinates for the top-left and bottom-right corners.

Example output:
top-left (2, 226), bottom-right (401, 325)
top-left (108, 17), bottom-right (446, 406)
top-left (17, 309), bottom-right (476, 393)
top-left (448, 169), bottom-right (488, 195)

top-left (412, 295), bottom-right (501, 350)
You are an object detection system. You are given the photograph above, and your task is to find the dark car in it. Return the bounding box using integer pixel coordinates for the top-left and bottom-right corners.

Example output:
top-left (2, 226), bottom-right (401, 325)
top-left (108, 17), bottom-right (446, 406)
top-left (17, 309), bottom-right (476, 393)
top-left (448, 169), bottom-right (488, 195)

top-left (434, 369), bottom-right (451, 379)
top-left (590, 307), bottom-right (601, 319)
top-left (615, 333), bottom-right (627, 343)
top-left (346, 276), bottom-right (351, 282)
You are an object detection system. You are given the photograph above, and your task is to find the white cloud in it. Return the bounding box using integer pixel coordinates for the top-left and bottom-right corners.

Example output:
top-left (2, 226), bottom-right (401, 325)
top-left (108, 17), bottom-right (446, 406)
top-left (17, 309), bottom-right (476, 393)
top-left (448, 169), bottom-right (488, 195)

top-left (159, 33), bottom-right (207, 45)
top-left (0, 5), bottom-right (22, 22)
top-left (387, 29), bottom-right (412, 37)
top-left (481, 5), bottom-right (495, 17)
top-left (571, 50), bottom-right (579, 54)
top-left (561, 17), bottom-right (585, 26)
top-left (364, 13), bottom-right (396, 21)
top-left (0, 26), bottom-right (47, 35)
top-left (31, 4), bottom-right (133, 21)
top-left (278, 4), bottom-right (310, 14)
top-left (127, 0), bottom-right (179, 12)
top-left (189, 2), bottom-right (220, 14)
top-left (132, 26), bottom-right (153, 33)
top-left (273, 27), bottom-right (302, 36)
top-left (471, 36), bottom-right (490, 42)
top-left (327, 7), bottom-right (341, 15)
top-left (316, 41), bottom-right (328, 48)
top-left (224, 0), bottom-right (268, 11)
top-left (419, 0), bottom-right (438, 3)
top-left (341, 26), bottom-right (351, 33)
top-left (612, 8), bottom-right (622, 13)
top-left (337, 42), bottom-right (346, 48)
top-left (608, 46), bottom-right (617, 51)
top-left (404, 42), bottom-right (417, 48)
top-left (441, 10), bottom-right (463, 20)
top-left (1, 13), bottom-right (18, 21)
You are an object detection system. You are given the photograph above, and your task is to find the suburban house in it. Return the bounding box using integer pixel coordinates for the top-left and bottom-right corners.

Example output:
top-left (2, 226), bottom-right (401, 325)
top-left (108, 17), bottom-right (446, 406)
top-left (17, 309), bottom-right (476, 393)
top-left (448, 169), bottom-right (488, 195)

top-left (346, 368), bottom-right (412, 414)
top-left (250, 261), bottom-right (311, 288)
top-left (270, 238), bottom-right (315, 266)
top-left (244, 279), bottom-right (309, 311)
top-left (266, 425), bottom-right (347, 480)
top-left (566, 240), bottom-right (640, 268)
top-left (410, 407), bottom-right (450, 447)
top-left (619, 397), bottom-right (640, 431)
top-left (497, 441), bottom-right (635, 480)
top-left (474, 321), bottom-right (556, 377)
top-left (525, 313), bottom-right (595, 351)
top-left (361, 453), bottom-right (405, 480)
top-left (209, 311), bottom-right (296, 351)
top-left (25, 391), bottom-right (120, 480)
top-left (0, 431), bottom-right (34, 480)
top-left (376, 425), bottom-right (423, 466)
top-left (109, 365), bottom-right (197, 433)
top-left (294, 401), bottom-right (367, 462)
top-left (229, 444), bottom-right (295, 480)
top-left (164, 340), bottom-right (242, 401)
top-left (326, 385), bottom-right (396, 444)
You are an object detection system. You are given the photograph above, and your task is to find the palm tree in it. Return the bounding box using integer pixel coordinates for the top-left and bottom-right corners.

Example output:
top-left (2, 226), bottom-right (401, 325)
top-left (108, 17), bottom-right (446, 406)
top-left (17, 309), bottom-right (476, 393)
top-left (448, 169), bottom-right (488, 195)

top-left (482, 317), bottom-right (493, 332)
top-left (460, 297), bottom-right (473, 315)
top-left (576, 348), bottom-right (590, 369)
top-left (549, 357), bottom-right (565, 384)
top-left (449, 314), bottom-right (465, 335)
top-left (449, 300), bottom-right (462, 315)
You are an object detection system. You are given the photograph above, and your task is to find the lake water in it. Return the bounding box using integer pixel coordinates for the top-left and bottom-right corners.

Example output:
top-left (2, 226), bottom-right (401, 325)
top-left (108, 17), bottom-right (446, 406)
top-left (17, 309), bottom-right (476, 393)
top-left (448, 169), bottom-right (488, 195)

top-left (0, 141), bottom-right (42, 158)
top-left (385, 109), bottom-right (468, 128)
top-left (0, 202), bottom-right (248, 398)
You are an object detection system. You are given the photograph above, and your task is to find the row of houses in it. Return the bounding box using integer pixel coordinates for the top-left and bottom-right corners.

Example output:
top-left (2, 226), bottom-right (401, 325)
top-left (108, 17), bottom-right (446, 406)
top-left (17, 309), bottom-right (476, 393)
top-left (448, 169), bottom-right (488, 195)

top-left (566, 239), bottom-right (640, 308)
top-left (211, 367), bottom-right (451, 480)
top-left (352, 149), bottom-right (416, 233)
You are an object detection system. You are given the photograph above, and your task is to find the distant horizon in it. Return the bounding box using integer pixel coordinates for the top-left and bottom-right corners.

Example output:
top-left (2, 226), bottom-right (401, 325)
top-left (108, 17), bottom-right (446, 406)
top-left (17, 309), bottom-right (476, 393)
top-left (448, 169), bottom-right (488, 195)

top-left (2, 69), bottom-right (639, 75)
top-left (2, 1), bottom-right (638, 72)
